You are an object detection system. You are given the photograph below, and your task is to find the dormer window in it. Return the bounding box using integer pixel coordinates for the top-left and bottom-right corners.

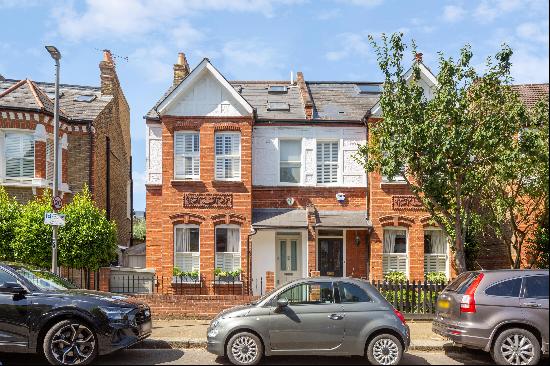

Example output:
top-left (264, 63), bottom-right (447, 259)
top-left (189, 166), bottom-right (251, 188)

top-left (357, 84), bottom-right (382, 94)
top-left (268, 102), bottom-right (290, 111)
top-left (268, 85), bottom-right (287, 93)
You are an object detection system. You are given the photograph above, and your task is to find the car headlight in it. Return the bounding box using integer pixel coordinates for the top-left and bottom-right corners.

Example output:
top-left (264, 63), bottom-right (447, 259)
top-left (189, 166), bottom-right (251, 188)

top-left (210, 319), bottom-right (221, 329)
top-left (99, 306), bottom-right (134, 323)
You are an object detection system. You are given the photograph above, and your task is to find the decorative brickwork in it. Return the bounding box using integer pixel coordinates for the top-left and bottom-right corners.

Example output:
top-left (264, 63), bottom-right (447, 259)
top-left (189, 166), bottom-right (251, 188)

top-left (183, 193), bottom-right (233, 209)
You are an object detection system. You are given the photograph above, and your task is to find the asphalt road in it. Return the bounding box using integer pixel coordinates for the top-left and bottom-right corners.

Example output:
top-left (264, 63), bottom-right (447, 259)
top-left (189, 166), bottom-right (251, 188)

top-left (0, 348), bottom-right (504, 365)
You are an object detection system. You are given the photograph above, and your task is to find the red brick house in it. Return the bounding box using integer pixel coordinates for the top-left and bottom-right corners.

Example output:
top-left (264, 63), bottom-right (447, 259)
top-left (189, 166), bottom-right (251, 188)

top-left (145, 52), bottom-right (548, 295)
top-left (0, 50), bottom-right (132, 247)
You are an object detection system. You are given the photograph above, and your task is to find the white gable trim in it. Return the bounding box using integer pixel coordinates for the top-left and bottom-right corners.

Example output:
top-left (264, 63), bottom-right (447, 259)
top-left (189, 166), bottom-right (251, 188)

top-left (371, 62), bottom-right (438, 117)
top-left (157, 58), bottom-right (253, 116)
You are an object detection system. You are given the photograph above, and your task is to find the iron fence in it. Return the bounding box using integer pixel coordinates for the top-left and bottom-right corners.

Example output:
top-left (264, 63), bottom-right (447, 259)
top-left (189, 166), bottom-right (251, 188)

top-left (372, 280), bottom-right (449, 315)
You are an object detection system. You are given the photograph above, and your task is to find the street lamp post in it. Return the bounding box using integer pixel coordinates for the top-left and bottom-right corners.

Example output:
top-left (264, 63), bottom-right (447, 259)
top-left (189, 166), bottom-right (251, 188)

top-left (45, 45), bottom-right (61, 275)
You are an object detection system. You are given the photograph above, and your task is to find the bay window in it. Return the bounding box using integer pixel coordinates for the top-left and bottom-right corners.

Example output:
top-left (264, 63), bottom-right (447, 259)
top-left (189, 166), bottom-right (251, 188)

top-left (215, 132), bottom-right (241, 180)
top-left (3, 132), bottom-right (34, 182)
top-left (316, 140), bottom-right (339, 184)
top-left (279, 139), bottom-right (301, 183)
top-left (174, 225), bottom-right (200, 273)
top-left (174, 132), bottom-right (200, 180)
top-left (382, 228), bottom-right (407, 275)
top-left (215, 225), bottom-right (241, 275)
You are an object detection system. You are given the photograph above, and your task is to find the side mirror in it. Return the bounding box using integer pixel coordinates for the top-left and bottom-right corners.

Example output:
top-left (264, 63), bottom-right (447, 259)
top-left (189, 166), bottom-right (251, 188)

top-left (276, 298), bottom-right (289, 308)
top-left (0, 282), bottom-right (26, 294)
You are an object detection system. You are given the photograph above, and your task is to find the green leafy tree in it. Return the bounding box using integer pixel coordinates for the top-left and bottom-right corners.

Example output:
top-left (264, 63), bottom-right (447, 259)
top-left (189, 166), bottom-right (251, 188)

top-left (59, 186), bottom-right (117, 270)
top-left (12, 191), bottom-right (53, 267)
top-left (0, 187), bottom-right (21, 261)
top-left (133, 218), bottom-right (146, 242)
top-left (358, 33), bottom-right (526, 273)
top-left (481, 99), bottom-right (549, 268)
top-left (528, 209), bottom-right (549, 269)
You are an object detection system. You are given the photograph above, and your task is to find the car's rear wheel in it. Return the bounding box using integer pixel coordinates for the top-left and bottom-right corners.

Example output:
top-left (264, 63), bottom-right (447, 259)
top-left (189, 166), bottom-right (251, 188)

top-left (366, 333), bottom-right (403, 365)
top-left (226, 331), bottom-right (263, 366)
top-left (492, 328), bottom-right (541, 365)
top-left (43, 319), bottom-right (98, 366)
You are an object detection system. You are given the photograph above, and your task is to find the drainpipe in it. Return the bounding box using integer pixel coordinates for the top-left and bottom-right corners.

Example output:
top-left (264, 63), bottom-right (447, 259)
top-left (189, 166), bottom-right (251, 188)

top-left (129, 155), bottom-right (133, 247)
top-left (106, 136), bottom-right (111, 220)
top-left (247, 227), bottom-right (258, 295)
top-left (88, 121), bottom-right (93, 194)
top-left (363, 110), bottom-right (372, 280)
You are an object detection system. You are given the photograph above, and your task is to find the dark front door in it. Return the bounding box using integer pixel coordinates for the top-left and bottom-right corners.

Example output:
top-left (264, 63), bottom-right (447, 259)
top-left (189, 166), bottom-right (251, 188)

top-left (318, 238), bottom-right (343, 277)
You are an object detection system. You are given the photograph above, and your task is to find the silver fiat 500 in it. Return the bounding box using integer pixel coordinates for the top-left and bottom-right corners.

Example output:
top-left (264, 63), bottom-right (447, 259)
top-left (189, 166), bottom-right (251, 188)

top-left (207, 277), bottom-right (410, 365)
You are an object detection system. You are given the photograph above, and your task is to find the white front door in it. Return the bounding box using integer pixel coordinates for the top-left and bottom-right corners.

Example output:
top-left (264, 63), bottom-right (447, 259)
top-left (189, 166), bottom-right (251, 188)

top-left (276, 236), bottom-right (301, 287)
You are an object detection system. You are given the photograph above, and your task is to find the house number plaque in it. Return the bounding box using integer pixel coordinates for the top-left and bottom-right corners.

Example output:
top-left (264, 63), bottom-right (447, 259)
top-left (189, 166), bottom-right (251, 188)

top-left (183, 193), bottom-right (233, 209)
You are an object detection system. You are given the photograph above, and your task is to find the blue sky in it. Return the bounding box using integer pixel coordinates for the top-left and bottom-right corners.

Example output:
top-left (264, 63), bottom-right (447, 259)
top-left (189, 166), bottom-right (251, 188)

top-left (1, 0), bottom-right (548, 211)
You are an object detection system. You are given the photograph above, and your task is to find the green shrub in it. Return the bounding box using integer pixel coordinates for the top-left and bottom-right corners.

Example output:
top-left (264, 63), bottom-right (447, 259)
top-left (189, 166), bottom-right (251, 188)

top-left (425, 272), bottom-right (447, 284)
top-left (0, 187), bottom-right (20, 261)
top-left (384, 271), bottom-right (407, 283)
top-left (133, 218), bottom-right (146, 241)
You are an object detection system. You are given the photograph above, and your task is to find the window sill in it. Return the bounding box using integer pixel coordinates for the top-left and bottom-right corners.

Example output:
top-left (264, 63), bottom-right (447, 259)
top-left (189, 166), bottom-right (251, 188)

top-left (171, 179), bottom-right (204, 186)
top-left (380, 181), bottom-right (407, 187)
top-left (212, 180), bottom-right (243, 184)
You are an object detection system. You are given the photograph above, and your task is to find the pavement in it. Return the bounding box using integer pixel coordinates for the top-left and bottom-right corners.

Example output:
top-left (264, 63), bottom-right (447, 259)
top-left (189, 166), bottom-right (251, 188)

top-left (138, 319), bottom-right (452, 351)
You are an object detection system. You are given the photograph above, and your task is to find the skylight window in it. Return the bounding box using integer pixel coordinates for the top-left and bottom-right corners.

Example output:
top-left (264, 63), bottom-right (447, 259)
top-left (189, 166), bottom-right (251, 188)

top-left (357, 84), bottom-right (382, 94)
top-left (46, 91), bottom-right (64, 99)
top-left (268, 85), bottom-right (288, 93)
top-left (74, 94), bottom-right (97, 102)
top-left (268, 102), bottom-right (290, 111)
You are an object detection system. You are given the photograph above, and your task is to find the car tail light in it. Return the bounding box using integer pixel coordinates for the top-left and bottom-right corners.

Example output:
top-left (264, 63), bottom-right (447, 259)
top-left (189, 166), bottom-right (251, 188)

top-left (460, 273), bottom-right (484, 313)
top-left (393, 308), bottom-right (406, 325)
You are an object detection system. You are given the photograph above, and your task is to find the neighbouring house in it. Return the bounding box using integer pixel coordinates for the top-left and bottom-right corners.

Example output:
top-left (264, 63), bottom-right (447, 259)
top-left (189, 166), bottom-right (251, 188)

top-left (0, 50), bottom-right (133, 247)
top-left (145, 52), bottom-right (548, 296)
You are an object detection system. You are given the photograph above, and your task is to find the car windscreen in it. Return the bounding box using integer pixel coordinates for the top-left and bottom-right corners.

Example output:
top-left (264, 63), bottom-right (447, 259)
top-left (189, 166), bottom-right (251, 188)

top-left (445, 272), bottom-right (479, 294)
top-left (14, 267), bottom-right (77, 291)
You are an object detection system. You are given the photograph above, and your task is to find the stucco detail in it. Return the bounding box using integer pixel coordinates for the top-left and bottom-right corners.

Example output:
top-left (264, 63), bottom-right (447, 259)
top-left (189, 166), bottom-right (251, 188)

top-left (146, 123), bottom-right (162, 185)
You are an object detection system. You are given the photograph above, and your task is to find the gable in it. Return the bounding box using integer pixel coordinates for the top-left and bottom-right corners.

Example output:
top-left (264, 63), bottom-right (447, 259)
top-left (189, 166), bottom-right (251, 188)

top-left (157, 59), bottom-right (253, 117)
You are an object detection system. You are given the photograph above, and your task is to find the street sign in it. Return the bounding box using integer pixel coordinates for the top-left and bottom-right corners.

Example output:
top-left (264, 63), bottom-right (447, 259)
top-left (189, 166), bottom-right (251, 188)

top-left (44, 212), bottom-right (66, 226)
top-left (52, 196), bottom-right (63, 210)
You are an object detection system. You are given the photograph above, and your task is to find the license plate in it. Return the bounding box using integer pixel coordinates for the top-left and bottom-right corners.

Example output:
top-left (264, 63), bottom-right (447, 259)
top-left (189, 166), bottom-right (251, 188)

top-left (438, 299), bottom-right (450, 310)
top-left (141, 321), bottom-right (152, 334)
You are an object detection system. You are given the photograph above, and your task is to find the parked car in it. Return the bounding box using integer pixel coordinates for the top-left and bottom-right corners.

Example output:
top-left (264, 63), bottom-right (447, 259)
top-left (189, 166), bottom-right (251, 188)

top-left (433, 269), bottom-right (549, 365)
top-left (206, 277), bottom-right (410, 365)
top-left (0, 262), bottom-right (152, 365)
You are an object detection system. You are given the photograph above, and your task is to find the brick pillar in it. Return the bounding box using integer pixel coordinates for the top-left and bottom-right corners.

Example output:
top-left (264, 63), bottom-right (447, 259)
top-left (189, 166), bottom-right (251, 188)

top-left (306, 204), bottom-right (317, 275)
top-left (369, 226), bottom-right (384, 281)
top-left (409, 224), bottom-right (425, 281)
top-left (62, 147), bottom-right (68, 184)
top-left (34, 140), bottom-right (46, 179)
top-left (265, 271), bottom-right (275, 293)
top-left (98, 267), bottom-right (111, 292)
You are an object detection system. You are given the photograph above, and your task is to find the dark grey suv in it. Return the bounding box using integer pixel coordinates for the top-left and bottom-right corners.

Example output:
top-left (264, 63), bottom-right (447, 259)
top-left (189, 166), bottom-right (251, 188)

top-left (207, 277), bottom-right (410, 366)
top-left (433, 269), bottom-right (549, 365)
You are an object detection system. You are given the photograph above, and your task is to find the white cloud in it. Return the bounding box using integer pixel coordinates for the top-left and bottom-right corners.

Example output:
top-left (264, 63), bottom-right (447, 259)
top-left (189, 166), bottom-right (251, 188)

top-left (511, 48), bottom-right (549, 83)
top-left (516, 21), bottom-right (549, 44)
top-left (130, 45), bottom-right (173, 83)
top-left (220, 39), bottom-right (286, 79)
top-left (474, 0), bottom-right (546, 23)
top-left (442, 5), bottom-right (465, 23)
top-left (326, 33), bottom-right (370, 61)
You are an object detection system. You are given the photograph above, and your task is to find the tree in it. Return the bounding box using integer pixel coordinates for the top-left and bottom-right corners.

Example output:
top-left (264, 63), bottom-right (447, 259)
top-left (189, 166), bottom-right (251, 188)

top-left (59, 186), bottom-right (117, 271)
top-left (527, 208), bottom-right (549, 269)
top-left (0, 187), bottom-right (21, 261)
top-left (11, 191), bottom-right (53, 267)
top-left (482, 99), bottom-right (549, 268)
top-left (358, 33), bottom-right (526, 273)
top-left (133, 218), bottom-right (146, 242)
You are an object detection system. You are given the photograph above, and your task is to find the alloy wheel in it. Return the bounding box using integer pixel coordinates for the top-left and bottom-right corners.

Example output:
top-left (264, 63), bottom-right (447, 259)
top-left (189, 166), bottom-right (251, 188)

top-left (500, 334), bottom-right (535, 365)
top-left (372, 337), bottom-right (400, 365)
top-left (231, 335), bottom-right (258, 364)
top-left (50, 323), bottom-right (96, 365)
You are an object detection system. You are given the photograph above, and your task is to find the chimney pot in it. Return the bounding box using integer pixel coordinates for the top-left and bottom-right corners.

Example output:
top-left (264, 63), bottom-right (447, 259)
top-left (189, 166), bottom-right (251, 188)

top-left (103, 49), bottom-right (113, 63)
top-left (173, 52), bottom-right (190, 85)
top-left (415, 52), bottom-right (423, 62)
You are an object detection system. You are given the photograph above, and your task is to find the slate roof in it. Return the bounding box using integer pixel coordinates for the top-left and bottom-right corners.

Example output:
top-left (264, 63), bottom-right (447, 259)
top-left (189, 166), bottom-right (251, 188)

top-left (252, 208), bottom-right (308, 229)
top-left (511, 83), bottom-right (549, 109)
top-left (0, 78), bottom-right (113, 122)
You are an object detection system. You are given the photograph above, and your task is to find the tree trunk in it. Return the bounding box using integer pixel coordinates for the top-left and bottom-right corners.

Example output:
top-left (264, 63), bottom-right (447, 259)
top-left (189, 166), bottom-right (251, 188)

top-left (454, 236), bottom-right (467, 274)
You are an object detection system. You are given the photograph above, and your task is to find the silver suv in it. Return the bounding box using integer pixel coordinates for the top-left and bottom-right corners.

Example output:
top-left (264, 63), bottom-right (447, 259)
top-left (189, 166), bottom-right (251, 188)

top-left (433, 270), bottom-right (549, 365)
top-left (207, 277), bottom-right (410, 365)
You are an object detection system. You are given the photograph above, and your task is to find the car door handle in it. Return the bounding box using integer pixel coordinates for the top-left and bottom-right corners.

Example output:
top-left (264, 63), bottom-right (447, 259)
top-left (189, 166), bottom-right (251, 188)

top-left (522, 302), bottom-right (542, 308)
top-left (328, 314), bottom-right (344, 320)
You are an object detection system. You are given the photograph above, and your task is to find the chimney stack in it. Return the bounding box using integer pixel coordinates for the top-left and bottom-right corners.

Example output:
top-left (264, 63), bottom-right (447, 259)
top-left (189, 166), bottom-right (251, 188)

top-left (415, 52), bottom-right (423, 63)
top-left (296, 72), bottom-right (313, 120)
top-left (99, 49), bottom-right (118, 96)
top-left (173, 52), bottom-right (190, 85)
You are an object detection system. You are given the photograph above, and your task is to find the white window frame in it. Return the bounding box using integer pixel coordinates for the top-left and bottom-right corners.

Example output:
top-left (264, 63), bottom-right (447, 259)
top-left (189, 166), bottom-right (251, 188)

top-left (214, 224), bottom-right (241, 275)
top-left (174, 224), bottom-right (200, 275)
top-left (214, 132), bottom-right (241, 181)
top-left (0, 130), bottom-right (35, 183)
top-left (316, 139), bottom-right (341, 185)
top-left (278, 138), bottom-right (302, 185)
top-left (423, 227), bottom-right (450, 278)
top-left (382, 227), bottom-right (409, 278)
top-left (174, 131), bottom-right (200, 180)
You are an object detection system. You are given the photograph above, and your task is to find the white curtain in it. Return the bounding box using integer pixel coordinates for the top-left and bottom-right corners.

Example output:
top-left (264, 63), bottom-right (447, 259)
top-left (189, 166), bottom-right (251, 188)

top-left (383, 230), bottom-right (396, 254)
top-left (175, 228), bottom-right (191, 252)
top-left (227, 228), bottom-right (240, 252)
top-left (430, 230), bottom-right (446, 254)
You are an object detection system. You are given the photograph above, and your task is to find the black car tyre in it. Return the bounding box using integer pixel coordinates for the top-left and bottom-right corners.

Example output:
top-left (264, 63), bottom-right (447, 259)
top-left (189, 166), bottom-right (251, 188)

top-left (492, 328), bottom-right (541, 366)
top-left (43, 320), bottom-right (98, 366)
top-left (226, 331), bottom-right (263, 366)
top-left (366, 333), bottom-right (403, 365)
